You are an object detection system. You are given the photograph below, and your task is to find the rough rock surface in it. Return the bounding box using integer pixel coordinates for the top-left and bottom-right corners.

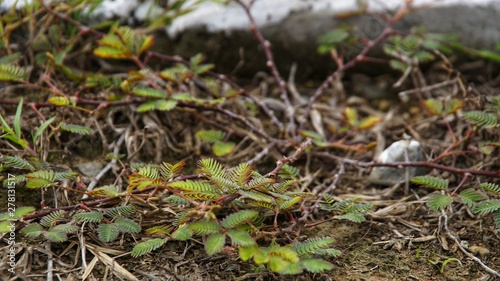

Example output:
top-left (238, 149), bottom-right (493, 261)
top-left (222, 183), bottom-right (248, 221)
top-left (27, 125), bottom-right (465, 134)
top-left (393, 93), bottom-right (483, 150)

top-left (369, 140), bottom-right (426, 186)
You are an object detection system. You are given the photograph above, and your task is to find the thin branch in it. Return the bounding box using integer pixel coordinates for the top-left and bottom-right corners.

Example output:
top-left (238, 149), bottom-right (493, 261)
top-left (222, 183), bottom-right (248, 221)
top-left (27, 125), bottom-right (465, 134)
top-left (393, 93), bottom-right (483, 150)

top-left (234, 0), bottom-right (295, 137)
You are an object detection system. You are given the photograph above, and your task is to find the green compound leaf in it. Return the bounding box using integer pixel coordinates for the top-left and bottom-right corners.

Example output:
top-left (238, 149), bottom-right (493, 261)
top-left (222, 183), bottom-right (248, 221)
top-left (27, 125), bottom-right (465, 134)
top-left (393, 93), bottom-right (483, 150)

top-left (427, 193), bottom-right (453, 211)
top-left (291, 237), bottom-right (336, 256)
top-left (21, 223), bottom-right (44, 238)
top-left (0, 156), bottom-right (34, 170)
top-left (115, 217), bottom-right (141, 234)
top-left (137, 99), bottom-right (177, 112)
top-left (226, 229), bottom-right (256, 247)
top-left (0, 64), bottom-right (27, 82)
top-left (187, 220), bottom-right (221, 236)
top-left (132, 87), bottom-right (167, 99)
top-left (459, 188), bottom-right (484, 207)
top-left (239, 245), bottom-right (258, 261)
top-left (269, 255), bottom-right (302, 274)
top-left (205, 233), bottom-right (225, 255)
top-left (12, 206), bottom-right (36, 219)
top-left (43, 229), bottom-right (68, 242)
top-left (212, 141), bottom-right (235, 157)
top-left (40, 210), bottom-right (66, 227)
top-left (472, 199), bottom-right (500, 215)
top-left (98, 223), bottom-right (120, 242)
top-left (423, 98), bottom-right (443, 116)
top-left (131, 238), bottom-right (168, 257)
top-left (301, 258), bottom-right (334, 273)
top-left (195, 130), bottom-right (226, 143)
top-left (494, 210), bottom-right (500, 228)
top-left (171, 225), bottom-right (193, 241)
top-left (60, 124), bottom-right (94, 135)
top-left (73, 211), bottom-right (104, 223)
top-left (463, 111), bottom-right (497, 128)
top-left (480, 182), bottom-right (500, 196)
top-left (411, 176), bottom-right (449, 190)
top-left (50, 224), bottom-right (78, 234)
top-left (105, 205), bottom-right (135, 218)
top-left (221, 210), bottom-right (259, 229)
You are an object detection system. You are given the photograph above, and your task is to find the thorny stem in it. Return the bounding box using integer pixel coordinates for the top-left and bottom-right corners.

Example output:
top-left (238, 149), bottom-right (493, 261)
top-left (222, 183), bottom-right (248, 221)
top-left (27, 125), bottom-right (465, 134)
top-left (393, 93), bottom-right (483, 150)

top-left (234, 0), bottom-right (295, 138)
top-left (264, 138), bottom-right (313, 178)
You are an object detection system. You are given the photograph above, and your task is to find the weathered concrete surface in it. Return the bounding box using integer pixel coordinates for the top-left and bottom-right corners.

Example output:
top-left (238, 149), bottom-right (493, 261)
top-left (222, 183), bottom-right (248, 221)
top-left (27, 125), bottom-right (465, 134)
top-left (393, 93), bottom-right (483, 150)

top-left (3, 0), bottom-right (498, 77)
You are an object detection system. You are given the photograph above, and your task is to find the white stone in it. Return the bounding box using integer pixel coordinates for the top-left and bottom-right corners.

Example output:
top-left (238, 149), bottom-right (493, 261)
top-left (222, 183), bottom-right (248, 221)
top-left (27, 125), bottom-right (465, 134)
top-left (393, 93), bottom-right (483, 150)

top-left (369, 140), bottom-right (426, 186)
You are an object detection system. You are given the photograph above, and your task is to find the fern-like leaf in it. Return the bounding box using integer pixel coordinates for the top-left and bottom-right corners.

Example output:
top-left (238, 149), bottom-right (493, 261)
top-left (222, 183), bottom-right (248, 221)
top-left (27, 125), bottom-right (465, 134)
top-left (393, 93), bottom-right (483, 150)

top-left (25, 170), bottom-right (56, 189)
top-left (165, 195), bottom-right (190, 205)
top-left (411, 176), bottom-right (449, 190)
top-left (270, 180), bottom-right (298, 193)
top-left (427, 193), bottom-right (453, 211)
top-left (132, 88), bottom-right (167, 99)
top-left (344, 107), bottom-right (359, 127)
top-left (187, 220), bottom-right (221, 236)
top-left (212, 141), bottom-right (235, 157)
top-left (145, 226), bottom-right (173, 235)
top-left (131, 238), bottom-right (168, 257)
top-left (43, 229), bottom-right (67, 242)
top-left (480, 182), bottom-right (500, 195)
top-left (160, 160), bottom-right (186, 180)
top-left (196, 130), bottom-right (226, 144)
top-left (278, 164), bottom-right (299, 179)
top-left (229, 163), bottom-right (253, 187)
top-left (197, 158), bottom-right (225, 178)
top-left (51, 224), bottom-right (78, 234)
top-left (60, 124), bottom-right (94, 135)
top-left (226, 229), bottom-right (256, 247)
top-left (21, 223), bottom-right (44, 238)
top-left (0, 64), bottom-right (27, 81)
top-left (423, 98), bottom-right (443, 116)
top-left (40, 210), bottom-right (66, 228)
top-left (444, 98), bottom-right (463, 115)
top-left (472, 199), bottom-right (500, 215)
top-left (291, 237), bottom-right (336, 256)
top-left (205, 233), bottom-right (225, 255)
top-left (463, 111), bottom-right (497, 128)
top-left (0, 156), bottom-right (35, 170)
top-left (115, 217), bottom-right (141, 234)
top-left (98, 223), bottom-right (120, 242)
top-left (168, 180), bottom-right (219, 193)
top-left (73, 211), bottom-right (103, 223)
top-left (459, 188), bottom-right (484, 207)
top-left (221, 210), bottom-right (259, 229)
top-left (171, 225), bottom-right (193, 241)
top-left (105, 205), bottom-right (135, 218)
top-left (279, 196), bottom-right (304, 210)
top-left (301, 258), bottom-right (334, 273)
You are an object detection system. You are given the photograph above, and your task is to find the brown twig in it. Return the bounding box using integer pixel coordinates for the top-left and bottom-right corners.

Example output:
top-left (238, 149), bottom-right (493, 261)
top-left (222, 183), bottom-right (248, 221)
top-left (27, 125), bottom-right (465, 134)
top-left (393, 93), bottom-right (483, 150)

top-left (234, 0), bottom-right (295, 137)
top-left (264, 138), bottom-right (313, 178)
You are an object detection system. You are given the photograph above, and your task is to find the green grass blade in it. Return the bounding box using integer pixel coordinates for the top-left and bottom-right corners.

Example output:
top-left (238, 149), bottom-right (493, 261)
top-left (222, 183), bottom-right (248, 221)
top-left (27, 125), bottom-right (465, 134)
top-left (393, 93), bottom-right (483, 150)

top-left (14, 98), bottom-right (23, 138)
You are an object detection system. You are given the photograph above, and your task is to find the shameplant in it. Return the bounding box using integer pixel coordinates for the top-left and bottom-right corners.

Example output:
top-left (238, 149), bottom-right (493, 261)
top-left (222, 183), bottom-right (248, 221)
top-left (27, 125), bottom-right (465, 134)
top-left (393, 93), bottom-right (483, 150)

top-left (129, 158), bottom-right (346, 274)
